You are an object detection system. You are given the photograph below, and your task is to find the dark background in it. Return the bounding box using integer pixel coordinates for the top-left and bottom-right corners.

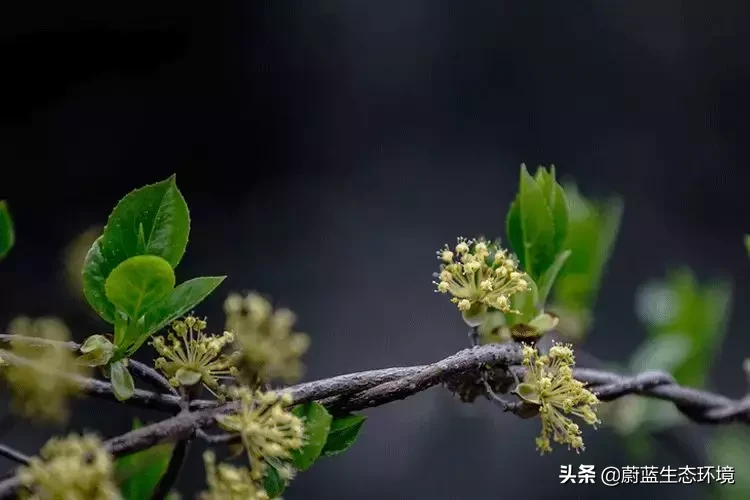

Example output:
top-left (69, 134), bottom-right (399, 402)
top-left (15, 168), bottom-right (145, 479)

top-left (2, 1), bottom-right (750, 499)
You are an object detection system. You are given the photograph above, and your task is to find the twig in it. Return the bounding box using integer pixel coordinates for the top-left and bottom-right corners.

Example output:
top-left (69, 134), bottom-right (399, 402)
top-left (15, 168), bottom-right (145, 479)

top-left (195, 429), bottom-right (237, 444)
top-left (128, 360), bottom-right (180, 398)
top-left (0, 334), bottom-right (179, 398)
top-left (2, 340), bottom-right (750, 497)
top-left (0, 350), bottom-right (184, 413)
top-left (0, 445), bottom-right (29, 466)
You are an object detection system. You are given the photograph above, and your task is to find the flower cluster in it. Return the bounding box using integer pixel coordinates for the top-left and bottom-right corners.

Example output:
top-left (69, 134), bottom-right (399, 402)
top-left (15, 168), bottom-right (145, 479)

top-left (224, 293), bottom-right (310, 386)
top-left (151, 316), bottom-right (240, 398)
top-left (17, 434), bottom-right (120, 500)
top-left (215, 387), bottom-right (305, 481)
top-left (434, 237), bottom-right (529, 314)
top-left (200, 451), bottom-right (269, 500)
top-left (0, 317), bottom-right (88, 423)
top-left (515, 343), bottom-right (600, 454)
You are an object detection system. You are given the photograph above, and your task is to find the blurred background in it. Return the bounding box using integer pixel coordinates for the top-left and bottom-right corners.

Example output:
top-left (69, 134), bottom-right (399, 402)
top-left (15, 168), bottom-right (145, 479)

top-left (2, 1), bottom-right (750, 499)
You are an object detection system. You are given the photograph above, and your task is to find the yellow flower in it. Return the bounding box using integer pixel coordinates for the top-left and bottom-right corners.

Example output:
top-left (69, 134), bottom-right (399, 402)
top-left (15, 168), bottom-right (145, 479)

top-left (151, 316), bottom-right (240, 398)
top-left (515, 343), bottom-right (600, 454)
top-left (433, 237), bottom-right (529, 315)
top-left (0, 317), bottom-right (88, 424)
top-left (200, 452), bottom-right (269, 500)
top-left (224, 293), bottom-right (310, 386)
top-left (17, 434), bottom-right (120, 500)
top-left (215, 387), bottom-right (305, 481)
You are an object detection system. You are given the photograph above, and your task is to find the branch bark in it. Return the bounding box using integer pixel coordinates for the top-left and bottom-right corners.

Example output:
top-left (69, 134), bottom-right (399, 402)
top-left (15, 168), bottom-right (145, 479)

top-left (1, 340), bottom-right (749, 498)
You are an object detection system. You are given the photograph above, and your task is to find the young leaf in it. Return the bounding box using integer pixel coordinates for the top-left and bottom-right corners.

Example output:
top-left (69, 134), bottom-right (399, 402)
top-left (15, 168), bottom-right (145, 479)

top-left (534, 166), bottom-right (569, 254)
top-left (82, 236), bottom-right (118, 323)
top-left (110, 360), bottom-right (135, 401)
top-left (105, 255), bottom-right (176, 321)
top-left (320, 414), bottom-right (367, 458)
top-left (505, 276), bottom-right (539, 326)
top-left (552, 185), bottom-right (623, 314)
top-left (77, 334), bottom-right (115, 367)
top-left (635, 268), bottom-right (732, 388)
top-left (506, 164), bottom-right (569, 282)
top-left (745, 234), bottom-right (750, 257)
top-left (119, 317), bottom-right (148, 358)
top-left (527, 312), bottom-right (559, 333)
top-left (291, 402), bottom-right (333, 471)
top-left (0, 201), bottom-right (14, 260)
top-left (142, 276), bottom-right (226, 335)
top-left (83, 177), bottom-right (189, 323)
top-left (518, 165), bottom-right (555, 277)
top-left (628, 334), bottom-right (692, 374)
top-left (100, 175), bottom-right (190, 270)
top-left (114, 311), bottom-right (128, 347)
top-left (536, 249), bottom-right (572, 307)
top-left (115, 419), bottom-right (175, 500)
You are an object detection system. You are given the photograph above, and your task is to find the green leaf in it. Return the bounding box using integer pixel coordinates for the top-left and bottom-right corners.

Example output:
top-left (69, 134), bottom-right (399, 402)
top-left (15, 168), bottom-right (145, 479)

top-left (116, 419), bottom-right (175, 500)
top-left (82, 236), bottom-right (117, 323)
top-left (0, 201), bottom-right (14, 261)
top-left (534, 166), bottom-right (569, 253)
top-left (745, 234), bottom-right (750, 257)
top-left (105, 255), bottom-right (175, 321)
top-left (635, 268), bottom-right (732, 387)
top-left (142, 276), bottom-right (226, 336)
top-left (552, 184), bottom-right (623, 314)
top-left (518, 165), bottom-right (555, 277)
top-left (290, 402), bottom-right (333, 471)
top-left (118, 318), bottom-right (148, 359)
top-left (320, 414), bottom-right (367, 458)
top-left (100, 175), bottom-right (190, 270)
top-left (536, 250), bottom-right (571, 307)
top-left (110, 360), bottom-right (135, 401)
top-left (628, 334), bottom-right (692, 374)
top-left (114, 311), bottom-right (128, 347)
top-left (262, 462), bottom-right (287, 498)
top-left (505, 276), bottom-right (539, 326)
top-left (77, 334), bottom-right (115, 367)
top-left (83, 176), bottom-right (189, 323)
top-left (527, 312), bottom-right (559, 333)
top-left (506, 164), bottom-right (569, 282)
top-left (80, 334), bottom-right (112, 354)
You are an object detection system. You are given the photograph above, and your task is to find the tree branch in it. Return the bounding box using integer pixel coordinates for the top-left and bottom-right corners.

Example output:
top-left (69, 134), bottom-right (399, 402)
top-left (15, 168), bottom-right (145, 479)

top-left (0, 445), bottom-right (29, 466)
top-left (0, 334), bottom-right (179, 398)
top-left (1, 340), bottom-right (750, 498)
top-left (0, 350), bottom-right (184, 413)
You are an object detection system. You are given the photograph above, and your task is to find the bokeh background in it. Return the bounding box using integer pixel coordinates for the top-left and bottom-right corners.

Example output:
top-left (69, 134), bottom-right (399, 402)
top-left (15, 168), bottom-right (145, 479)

top-left (2, 1), bottom-right (750, 499)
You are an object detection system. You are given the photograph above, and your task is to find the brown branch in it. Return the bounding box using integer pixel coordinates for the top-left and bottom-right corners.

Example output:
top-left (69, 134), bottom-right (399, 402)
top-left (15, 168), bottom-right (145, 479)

top-left (1, 340), bottom-right (749, 498)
